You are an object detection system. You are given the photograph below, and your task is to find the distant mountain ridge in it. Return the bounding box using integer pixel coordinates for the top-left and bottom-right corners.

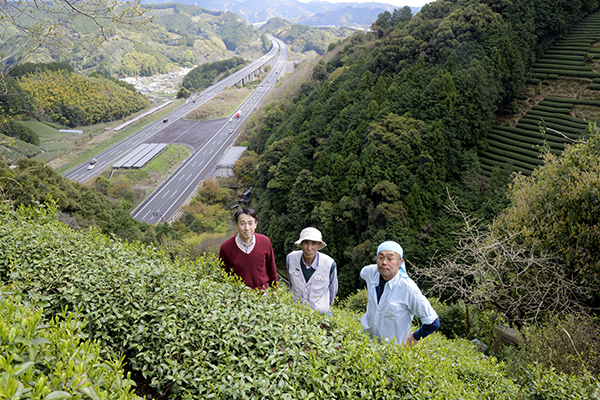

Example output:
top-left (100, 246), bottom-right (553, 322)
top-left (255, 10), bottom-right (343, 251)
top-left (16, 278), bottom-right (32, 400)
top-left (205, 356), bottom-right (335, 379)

top-left (142, 0), bottom-right (421, 27)
top-left (0, 2), bottom-right (267, 77)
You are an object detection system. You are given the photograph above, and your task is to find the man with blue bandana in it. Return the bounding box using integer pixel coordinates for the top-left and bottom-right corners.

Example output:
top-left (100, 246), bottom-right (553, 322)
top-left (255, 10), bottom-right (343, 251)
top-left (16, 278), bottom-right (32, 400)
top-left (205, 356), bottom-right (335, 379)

top-left (360, 241), bottom-right (440, 346)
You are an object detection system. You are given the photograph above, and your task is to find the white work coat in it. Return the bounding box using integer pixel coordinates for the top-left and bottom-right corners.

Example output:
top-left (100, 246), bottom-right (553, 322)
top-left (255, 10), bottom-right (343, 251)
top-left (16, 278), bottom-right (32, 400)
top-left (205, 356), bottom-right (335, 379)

top-left (360, 264), bottom-right (438, 344)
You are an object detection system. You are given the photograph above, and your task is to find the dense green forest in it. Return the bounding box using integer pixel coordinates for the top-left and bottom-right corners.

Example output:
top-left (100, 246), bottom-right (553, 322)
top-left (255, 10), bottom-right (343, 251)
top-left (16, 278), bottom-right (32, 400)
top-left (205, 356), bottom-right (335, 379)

top-left (182, 56), bottom-right (250, 91)
top-left (244, 0), bottom-right (600, 303)
top-left (262, 18), bottom-right (356, 55)
top-left (1, 62), bottom-right (148, 127)
top-left (19, 70), bottom-right (149, 127)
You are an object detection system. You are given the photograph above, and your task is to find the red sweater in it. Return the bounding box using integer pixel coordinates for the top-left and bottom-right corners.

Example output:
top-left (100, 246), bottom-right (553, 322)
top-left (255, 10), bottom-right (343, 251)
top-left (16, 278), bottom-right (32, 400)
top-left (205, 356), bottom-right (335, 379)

top-left (218, 234), bottom-right (278, 290)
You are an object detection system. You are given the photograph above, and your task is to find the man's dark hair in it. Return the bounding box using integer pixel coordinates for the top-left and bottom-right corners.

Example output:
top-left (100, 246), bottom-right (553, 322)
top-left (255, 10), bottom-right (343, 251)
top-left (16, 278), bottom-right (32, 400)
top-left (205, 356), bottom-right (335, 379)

top-left (233, 207), bottom-right (258, 223)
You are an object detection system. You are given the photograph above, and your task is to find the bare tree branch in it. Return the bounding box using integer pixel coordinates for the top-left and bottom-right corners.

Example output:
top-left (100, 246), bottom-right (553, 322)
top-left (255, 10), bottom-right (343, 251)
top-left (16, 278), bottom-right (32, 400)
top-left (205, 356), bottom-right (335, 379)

top-left (414, 188), bottom-right (587, 327)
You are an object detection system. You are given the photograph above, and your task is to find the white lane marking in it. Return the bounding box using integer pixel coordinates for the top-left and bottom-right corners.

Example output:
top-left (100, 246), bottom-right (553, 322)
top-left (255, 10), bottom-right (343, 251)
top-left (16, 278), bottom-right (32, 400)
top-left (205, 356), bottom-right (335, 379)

top-left (162, 190), bottom-right (171, 199)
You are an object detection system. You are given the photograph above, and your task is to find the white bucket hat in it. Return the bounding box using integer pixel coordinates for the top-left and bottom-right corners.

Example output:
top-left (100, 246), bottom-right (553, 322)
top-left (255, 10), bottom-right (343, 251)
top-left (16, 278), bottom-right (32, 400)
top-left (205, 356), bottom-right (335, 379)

top-left (294, 227), bottom-right (327, 250)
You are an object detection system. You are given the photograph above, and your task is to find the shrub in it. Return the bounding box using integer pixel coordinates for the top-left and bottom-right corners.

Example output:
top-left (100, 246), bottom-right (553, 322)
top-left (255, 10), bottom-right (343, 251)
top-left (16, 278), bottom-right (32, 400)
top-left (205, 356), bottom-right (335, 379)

top-left (516, 312), bottom-right (600, 377)
top-left (343, 288), bottom-right (368, 313)
top-left (0, 287), bottom-right (138, 400)
top-left (429, 298), bottom-right (468, 339)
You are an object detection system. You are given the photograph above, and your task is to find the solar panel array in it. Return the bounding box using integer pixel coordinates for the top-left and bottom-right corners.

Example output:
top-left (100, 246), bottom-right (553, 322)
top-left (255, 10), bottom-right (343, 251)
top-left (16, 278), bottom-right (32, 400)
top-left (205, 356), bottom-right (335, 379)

top-left (113, 143), bottom-right (168, 169)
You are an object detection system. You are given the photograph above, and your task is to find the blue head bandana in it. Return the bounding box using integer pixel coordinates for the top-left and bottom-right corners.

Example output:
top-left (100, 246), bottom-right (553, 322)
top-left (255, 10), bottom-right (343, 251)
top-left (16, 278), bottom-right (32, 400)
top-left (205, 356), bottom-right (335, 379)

top-left (377, 241), bottom-right (407, 277)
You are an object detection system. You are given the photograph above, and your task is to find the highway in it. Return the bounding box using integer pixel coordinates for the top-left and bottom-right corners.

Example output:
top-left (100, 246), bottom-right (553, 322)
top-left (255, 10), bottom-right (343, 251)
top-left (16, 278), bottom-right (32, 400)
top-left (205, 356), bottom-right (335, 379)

top-left (132, 36), bottom-right (288, 224)
top-left (62, 36), bottom-right (282, 184)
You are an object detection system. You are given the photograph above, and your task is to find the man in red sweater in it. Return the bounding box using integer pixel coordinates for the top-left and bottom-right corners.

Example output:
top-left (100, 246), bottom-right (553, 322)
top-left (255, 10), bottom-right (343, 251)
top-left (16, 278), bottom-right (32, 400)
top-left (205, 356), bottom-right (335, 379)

top-left (219, 208), bottom-right (278, 290)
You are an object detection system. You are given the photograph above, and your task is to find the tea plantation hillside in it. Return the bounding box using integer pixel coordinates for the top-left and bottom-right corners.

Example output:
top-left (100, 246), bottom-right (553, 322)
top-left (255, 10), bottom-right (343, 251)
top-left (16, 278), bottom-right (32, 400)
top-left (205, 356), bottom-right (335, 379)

top-left (0, 288), bottom-right (139, 400)
top-left (481, 10), bottom-right (600, 176)
top-left (0, 202), bottom-right (597, 399)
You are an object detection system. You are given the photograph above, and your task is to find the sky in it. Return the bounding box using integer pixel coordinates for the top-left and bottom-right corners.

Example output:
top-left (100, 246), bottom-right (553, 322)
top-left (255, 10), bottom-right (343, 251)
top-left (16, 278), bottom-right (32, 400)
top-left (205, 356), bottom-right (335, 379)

top-left (296, 0), bottom-right (430, 7)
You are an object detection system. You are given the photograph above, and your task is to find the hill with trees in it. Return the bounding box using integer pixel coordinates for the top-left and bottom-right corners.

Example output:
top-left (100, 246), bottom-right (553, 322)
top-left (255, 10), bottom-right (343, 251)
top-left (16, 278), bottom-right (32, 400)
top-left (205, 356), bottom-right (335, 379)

top-left (150, 0), bottom-right (418, 28)
top-left (242, 0), bottom-right (600, 304)
top-left (262, 18), bottom-right (356, 55)
top-left (0, 158), bottom-right (183, 252)
top-left (18, 69), bottom-right (149, 127)
top-left (0, 2), bottom-right (265, 78)
top-left (182, 56), bottom-right (250, 91)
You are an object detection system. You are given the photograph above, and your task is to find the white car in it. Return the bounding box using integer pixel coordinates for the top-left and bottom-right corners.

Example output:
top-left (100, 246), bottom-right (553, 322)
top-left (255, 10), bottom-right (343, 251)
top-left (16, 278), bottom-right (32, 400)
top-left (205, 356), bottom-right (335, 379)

top-left (87, 164), bottom-right (95, 170)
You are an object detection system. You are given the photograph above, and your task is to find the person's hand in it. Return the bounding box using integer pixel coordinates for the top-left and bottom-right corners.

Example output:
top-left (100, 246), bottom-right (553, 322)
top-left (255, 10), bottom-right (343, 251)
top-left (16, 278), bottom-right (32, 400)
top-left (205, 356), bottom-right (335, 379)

top-left (404, 332), bottom-right (419, 347)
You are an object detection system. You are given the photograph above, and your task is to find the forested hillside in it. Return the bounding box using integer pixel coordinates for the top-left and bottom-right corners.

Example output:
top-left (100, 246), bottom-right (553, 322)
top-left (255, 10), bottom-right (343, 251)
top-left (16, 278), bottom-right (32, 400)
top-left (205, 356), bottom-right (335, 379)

top-left (243, 0), bottom-right (600, 299)
top-left (19, 69), bottom-right (148, 127)
top-left (182, 56), bottom-right (250, 91)
top-left (0, 158), bottom-right (183, 251)
top-left (0, 2), bottom-right (264, 77)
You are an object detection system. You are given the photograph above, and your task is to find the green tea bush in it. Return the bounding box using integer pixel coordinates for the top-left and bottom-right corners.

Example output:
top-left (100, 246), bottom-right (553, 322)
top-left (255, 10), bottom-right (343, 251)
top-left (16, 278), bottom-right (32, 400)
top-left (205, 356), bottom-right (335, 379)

top-left (429, 298), bottom-right (467, 339)
top-left (0, 201), bottom-right (598, 399)
top-left (0, 287), bottom-right (138, 400)
top-left (342, 288), bottom-right (368, 313)
top-left (531, 105), bottom-right (572, 114)
top-left (519, 116), bottom-right (588, 129)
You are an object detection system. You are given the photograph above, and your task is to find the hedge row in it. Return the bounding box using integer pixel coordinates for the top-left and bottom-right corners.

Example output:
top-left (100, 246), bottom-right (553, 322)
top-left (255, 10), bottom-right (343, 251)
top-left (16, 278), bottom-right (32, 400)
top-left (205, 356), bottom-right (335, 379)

top-left (519, 115), bottom-right (588, 130)
top-left (486, 139), bottom-right (551, 159)
top-left (532, 69), bottom-right (600, 78)
top-left (544, 50), bottom-right (588, 56)
top-left (535, 54), bottom-right (584, 61)
top-left (531, 64), bottom-right (591, 71)
top-left (533, 59), bottom-right (584, 66)
top-left (517, 121), bottom-right (584, 137)
top-left (479, 156), bottom-right (534, 175)
top-left (485, 146), bottom-right (544, 167)
top-left (545, 97), bottom-right (600, 107)
top-left (480, 151), bottom-right (540, 172)
top-left (588, 83), bottom-right (600, 90)
top-left (487, 134), bottom-right (563, 156)
top-left (495, 125), bottom-right (577, 144)
top-left (2, 203), bottom-right (598, 399)
top-left (551, 46), bottom-right (591, 51)
top-left (538, 100), bottom-right (575, 108)
top-left (526, 109), bottom-right (589, 124)
top-left (517, 121), bottom-right (585, 137)
top-left (531, 104), bottom-right (572, 114)
top-left (488, 129), bottom-right (546, 146)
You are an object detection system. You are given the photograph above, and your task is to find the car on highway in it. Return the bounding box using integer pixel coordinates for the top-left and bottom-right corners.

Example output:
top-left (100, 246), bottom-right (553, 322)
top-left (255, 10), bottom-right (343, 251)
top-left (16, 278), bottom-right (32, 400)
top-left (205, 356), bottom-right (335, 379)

top-left (90, 158), bottom-right (97, 164)
top-left (163, 119), bottom-right (168, 123)
top-left (229, 129), bottom-right (233, 134)
top-left (87, 164), bottom-right (95, 170)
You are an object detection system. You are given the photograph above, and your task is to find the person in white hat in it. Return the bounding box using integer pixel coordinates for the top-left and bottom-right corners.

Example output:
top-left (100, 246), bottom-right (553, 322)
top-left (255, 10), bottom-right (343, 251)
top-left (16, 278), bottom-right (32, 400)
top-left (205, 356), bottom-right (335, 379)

top-left (360, 241), bottom-right (439, 346)
top-left (286, 227), bottom-right (338, 314)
